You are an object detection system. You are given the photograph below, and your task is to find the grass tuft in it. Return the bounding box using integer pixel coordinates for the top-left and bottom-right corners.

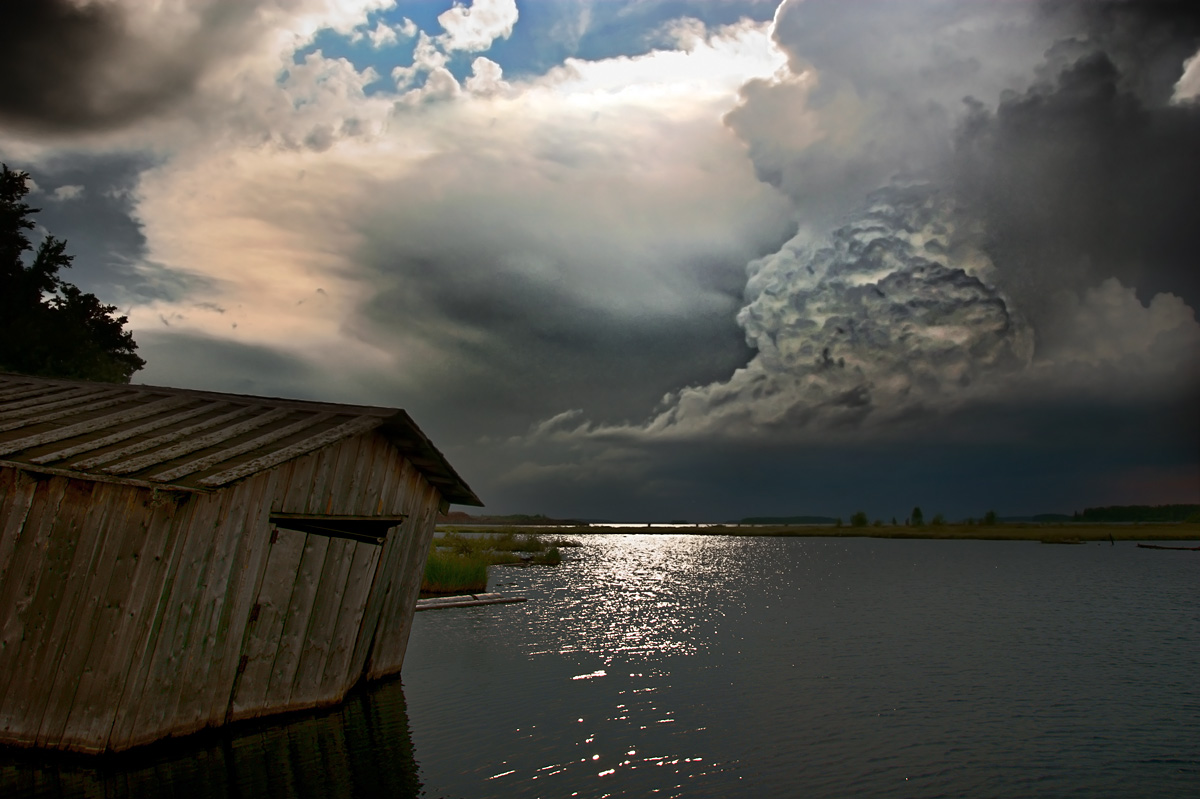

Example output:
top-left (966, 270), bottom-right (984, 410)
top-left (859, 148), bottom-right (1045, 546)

top-left (422, 550), bottom-right (489, 595)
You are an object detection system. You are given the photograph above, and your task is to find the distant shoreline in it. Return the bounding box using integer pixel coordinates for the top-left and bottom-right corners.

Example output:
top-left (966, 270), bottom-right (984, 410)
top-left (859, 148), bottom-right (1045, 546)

top-left (435, 523), bottom-right (1200, 542)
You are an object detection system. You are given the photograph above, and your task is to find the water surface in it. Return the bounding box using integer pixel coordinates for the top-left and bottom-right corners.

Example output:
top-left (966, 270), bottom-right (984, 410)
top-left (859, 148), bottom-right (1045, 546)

top-left (3, 535), bottom-right (1197, 797)
top-left (404, 535), bottom-right (1199, 798)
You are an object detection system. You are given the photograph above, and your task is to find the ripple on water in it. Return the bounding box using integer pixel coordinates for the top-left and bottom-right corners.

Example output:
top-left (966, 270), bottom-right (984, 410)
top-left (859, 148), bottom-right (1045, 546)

top-left (404, 535), bottom-right (1200, 798)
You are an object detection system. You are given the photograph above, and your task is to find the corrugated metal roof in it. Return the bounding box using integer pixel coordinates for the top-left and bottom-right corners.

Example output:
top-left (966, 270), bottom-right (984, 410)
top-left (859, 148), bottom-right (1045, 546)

top-left (0, 374), bottom-right (482, 505)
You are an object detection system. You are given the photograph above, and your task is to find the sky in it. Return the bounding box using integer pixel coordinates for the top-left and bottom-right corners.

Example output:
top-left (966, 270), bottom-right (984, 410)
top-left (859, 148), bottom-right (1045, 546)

top-left (2, 0), bottom-right (1198, 521)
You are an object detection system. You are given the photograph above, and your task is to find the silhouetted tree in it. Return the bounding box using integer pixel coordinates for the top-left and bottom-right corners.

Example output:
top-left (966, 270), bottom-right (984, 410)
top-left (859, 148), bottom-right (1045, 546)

top-left (930, 513), bottom-right (945, 526)
top-left (850, 511), bottom-right (869, 527)
top-left (910, 506), bottom-right (924, 526)
top-left (0, 165), bottom-right (143, 382)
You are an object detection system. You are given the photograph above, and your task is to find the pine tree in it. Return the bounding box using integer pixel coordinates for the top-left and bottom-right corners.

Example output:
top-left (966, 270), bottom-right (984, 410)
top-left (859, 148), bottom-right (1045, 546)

top-left (0, 164), bottom-right (144, 382)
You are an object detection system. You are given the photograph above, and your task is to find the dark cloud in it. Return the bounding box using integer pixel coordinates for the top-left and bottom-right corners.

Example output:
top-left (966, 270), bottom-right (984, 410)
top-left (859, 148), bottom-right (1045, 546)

top-left (1, 1), bottom-right (183, 132)
top-left (954, 41), bottom-right (1200, 336)
top-left (476, 392), bottom-right (1200, 520)
top-left (7, 153), bottom-right (156, 298)
top-left (136, 331), bottom-right (323, 400)
top-left (356, 249), bottom-right (761, 440)
top-left (521, 0), bottom-right (1200, 516)
top-left (0, 0), bottom-right (264, 134)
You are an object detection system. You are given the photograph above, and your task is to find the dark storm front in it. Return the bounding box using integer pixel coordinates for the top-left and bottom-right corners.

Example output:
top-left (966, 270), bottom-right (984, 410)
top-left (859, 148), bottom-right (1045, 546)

top-left (5, 536), bottom-right (1198, 797)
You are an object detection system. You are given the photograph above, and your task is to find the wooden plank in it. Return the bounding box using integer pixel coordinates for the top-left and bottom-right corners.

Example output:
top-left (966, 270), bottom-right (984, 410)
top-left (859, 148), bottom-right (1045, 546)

top-left (0, 469), bottom-right (38, 589)
top-left (191, 472), bottom-right (280, 731)
top-left (27, 484), bottom-right (145, 751)
top-left (288, 536), bottom-right (356, 705)
top-left (350, 459), bottom-right (418, 679)
top-left (0, 395), bottom-right (135, 434)
top-left (334, 430), bottom-right (375, 517)
top-left (0, 396), bottom-right (193, 458)
top-left (367, 482), bottom-right (440, 678)
top-left (103, 492), bottom-right (203, 750)
top-left (0, 476), bottom-right (70, 719)
top-left (143, 478), bottom-right (262, 742)
top-left (30, 402), bottom-right (215, 464)
top-left (0, 381), bottom-right (55, 402)
top-left (0, 387), bottom-right (120, 418)
top-left (305, 436), bottom-right (352, 517)
top-left (277, 449), bottom-right (319, 513)
top-left (262, 533), bottom-right (330, 710)
top-left (70, 403), bottom-right (240, 469)
top-left (228, 525), bottom-right (307, 721)
top-left (56, 488), bottom-right (182, 752)
top-left (116, 489), bottom-right (232, 747)
top-left (102, 408), bottom-right (288, 476)
top-left (149, 413), bottom-right (334, 484)
top-left (354, 436), bottom-right (391, 517)
top-left (198, 416), bottom-right (380, 487)
top-left (317, 540), bottom-right (383, 699)
top-left (391, 485), bottom-right (443, 669)
top-left (2, 480), bottom-right (97, 743)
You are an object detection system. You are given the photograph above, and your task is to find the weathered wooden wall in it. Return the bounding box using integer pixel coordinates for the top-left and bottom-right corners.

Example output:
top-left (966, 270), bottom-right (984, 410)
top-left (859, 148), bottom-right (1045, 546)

top-left (0, 430), bottom-right (441, 754)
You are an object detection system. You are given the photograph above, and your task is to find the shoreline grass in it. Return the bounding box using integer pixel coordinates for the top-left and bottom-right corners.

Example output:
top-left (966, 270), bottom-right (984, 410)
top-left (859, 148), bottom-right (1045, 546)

top-left (421, 532), bottom-right (573, 595)
top-left (436, 522), bottom-right (1200, 542)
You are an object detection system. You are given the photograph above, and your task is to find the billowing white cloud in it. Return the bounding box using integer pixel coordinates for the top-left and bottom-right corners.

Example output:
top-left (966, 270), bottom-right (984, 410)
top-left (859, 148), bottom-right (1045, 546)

top-left (526, 0), bottom-right (1200, 447)
top-left (1173, 47), bottom-right (1200, 103)
top-left (437, 0), bottom-right (518, 53)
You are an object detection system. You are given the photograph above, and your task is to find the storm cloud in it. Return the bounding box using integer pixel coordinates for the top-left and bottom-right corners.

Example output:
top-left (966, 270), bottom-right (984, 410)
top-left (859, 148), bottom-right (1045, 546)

top-left (2, 0), bottom-right (1196, 518)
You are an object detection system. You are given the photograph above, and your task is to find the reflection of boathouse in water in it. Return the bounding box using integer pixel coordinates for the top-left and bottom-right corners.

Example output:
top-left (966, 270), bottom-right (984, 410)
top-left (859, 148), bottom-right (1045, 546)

top-left (0, 374), bottom-right (481, 753)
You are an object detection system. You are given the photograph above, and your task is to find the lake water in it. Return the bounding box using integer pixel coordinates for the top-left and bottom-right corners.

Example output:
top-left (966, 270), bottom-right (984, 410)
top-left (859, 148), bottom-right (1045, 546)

top-left (3, 535), bottom-right (1198, 797)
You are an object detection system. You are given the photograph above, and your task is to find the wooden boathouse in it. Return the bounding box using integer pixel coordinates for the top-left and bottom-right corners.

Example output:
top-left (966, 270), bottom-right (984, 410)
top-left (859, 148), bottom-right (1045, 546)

top-left (0, 373), bottom-right (481, 753)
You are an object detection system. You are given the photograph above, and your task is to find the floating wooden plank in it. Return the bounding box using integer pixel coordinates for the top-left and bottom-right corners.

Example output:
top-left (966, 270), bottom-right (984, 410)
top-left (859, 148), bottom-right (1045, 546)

top-left (149, 413), bottom-right (335, 484)
top-left (102, 408), bottom-right (288, 476)
top-left (416, 593), bottom-right (527, 610)
top-left (0, 396), bottom-right (194, 458)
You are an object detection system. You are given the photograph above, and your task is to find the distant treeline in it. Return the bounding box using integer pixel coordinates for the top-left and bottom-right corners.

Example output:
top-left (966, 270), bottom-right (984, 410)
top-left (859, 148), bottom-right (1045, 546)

top-left (437, 511), bottom-right (593, 525)
top-left (740, 516), bottom-right (839, 525)
top-left (1075, 505), bottom-right (1200, 523)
